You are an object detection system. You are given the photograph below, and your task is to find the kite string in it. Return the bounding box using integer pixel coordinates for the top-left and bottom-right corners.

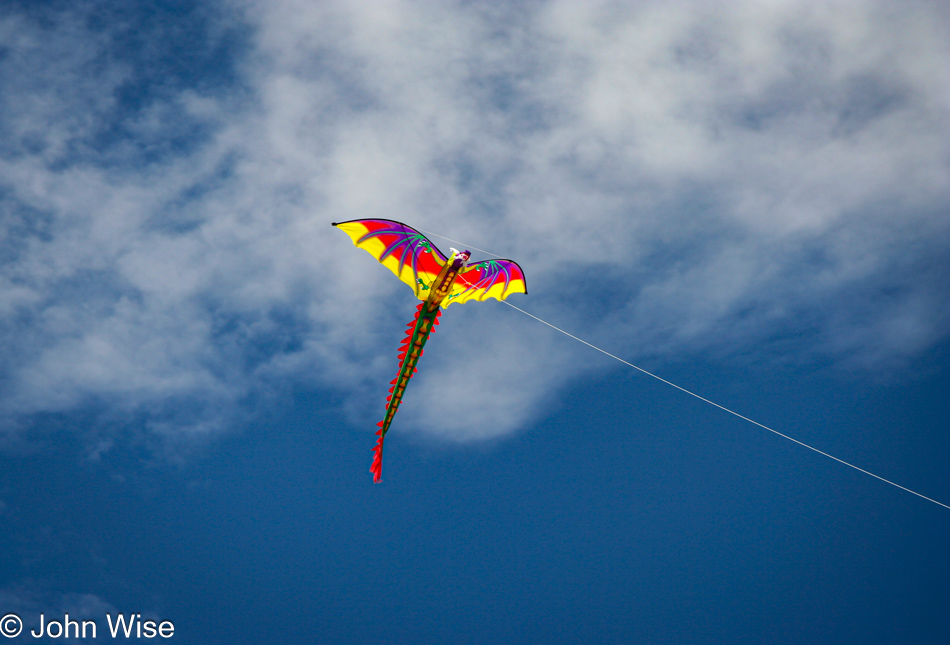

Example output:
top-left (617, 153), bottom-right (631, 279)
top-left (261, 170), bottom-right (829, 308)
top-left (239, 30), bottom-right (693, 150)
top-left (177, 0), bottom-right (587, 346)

top-left (417, 226), bottom-right (949, 511)
top-left (503, 301), bottom-right (949, 511)
top-left (415, 227), bottom-right (502, 259)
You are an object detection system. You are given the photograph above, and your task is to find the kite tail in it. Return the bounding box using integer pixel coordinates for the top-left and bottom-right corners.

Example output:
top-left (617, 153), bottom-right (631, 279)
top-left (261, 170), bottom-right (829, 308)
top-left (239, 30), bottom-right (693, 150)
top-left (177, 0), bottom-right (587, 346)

top-left (371, 303), bottom-right (441, 482)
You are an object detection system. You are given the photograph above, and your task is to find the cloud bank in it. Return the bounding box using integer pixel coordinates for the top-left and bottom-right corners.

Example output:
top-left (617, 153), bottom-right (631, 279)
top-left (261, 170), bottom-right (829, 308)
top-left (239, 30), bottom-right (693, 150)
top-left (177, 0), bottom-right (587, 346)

top-left (1, 0), bottom-right (948, 449)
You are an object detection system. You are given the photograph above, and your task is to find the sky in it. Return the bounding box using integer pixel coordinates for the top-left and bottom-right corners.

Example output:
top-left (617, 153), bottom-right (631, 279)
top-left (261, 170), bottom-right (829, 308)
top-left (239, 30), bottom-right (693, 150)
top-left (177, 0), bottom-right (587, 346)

top-left (0, 0), bottom-right (948, 643)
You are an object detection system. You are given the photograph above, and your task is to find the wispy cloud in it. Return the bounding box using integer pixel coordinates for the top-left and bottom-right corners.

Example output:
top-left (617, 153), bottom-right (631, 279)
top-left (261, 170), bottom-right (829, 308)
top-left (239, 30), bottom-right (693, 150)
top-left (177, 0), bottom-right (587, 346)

top-left (1, 0), bottom-right (948, 449)
top-left (0, 584), bottom-right (121, 640)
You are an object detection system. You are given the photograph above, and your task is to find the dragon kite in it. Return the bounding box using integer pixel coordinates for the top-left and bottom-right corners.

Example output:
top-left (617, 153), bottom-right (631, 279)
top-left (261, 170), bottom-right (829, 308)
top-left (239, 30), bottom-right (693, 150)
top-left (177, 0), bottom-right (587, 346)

top-left (333, 219), bottom-right (527, 482)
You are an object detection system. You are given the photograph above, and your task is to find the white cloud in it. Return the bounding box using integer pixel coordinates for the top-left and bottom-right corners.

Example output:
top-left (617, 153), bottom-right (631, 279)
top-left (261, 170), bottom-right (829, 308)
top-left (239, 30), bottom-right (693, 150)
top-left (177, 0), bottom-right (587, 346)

top-left (0, 585), bottom-right (119, 636)
top-left (1, 0), bottom-right (948, 448)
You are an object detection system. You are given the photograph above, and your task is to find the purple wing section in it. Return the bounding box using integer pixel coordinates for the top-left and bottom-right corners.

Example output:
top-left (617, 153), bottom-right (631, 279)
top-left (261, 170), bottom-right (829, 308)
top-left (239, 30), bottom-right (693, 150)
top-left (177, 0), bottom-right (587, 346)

top-left (448, 258), bottom-right (527, 306)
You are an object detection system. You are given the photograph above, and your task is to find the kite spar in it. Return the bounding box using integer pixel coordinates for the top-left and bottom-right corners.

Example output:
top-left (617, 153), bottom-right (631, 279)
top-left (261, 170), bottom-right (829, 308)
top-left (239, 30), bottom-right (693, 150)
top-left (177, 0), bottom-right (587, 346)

top-left (332, 219), bottom-right (527, 482)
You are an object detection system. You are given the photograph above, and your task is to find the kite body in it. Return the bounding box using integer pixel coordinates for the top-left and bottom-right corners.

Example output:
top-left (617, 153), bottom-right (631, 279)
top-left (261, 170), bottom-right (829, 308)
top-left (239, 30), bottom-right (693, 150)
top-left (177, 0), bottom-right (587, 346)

top-left (332, 219), bottom-right (527, 481)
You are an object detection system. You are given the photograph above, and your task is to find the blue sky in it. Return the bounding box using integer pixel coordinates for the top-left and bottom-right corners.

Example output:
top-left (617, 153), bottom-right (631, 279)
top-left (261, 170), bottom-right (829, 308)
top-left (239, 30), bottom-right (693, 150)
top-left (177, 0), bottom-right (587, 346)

top-left (1, 0), bottom-right (948, 643)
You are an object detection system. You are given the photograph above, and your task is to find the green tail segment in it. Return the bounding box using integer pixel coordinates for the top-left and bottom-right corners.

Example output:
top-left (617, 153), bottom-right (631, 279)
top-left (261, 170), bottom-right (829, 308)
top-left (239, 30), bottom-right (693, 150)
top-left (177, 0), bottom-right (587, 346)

top-left (371, 303), bottom-right (441, 482)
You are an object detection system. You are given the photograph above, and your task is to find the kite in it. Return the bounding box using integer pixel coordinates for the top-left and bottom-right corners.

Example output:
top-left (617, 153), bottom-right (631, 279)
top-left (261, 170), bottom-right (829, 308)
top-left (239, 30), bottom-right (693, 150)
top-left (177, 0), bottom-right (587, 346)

top-left (332, 219), bottom-right (527, 482)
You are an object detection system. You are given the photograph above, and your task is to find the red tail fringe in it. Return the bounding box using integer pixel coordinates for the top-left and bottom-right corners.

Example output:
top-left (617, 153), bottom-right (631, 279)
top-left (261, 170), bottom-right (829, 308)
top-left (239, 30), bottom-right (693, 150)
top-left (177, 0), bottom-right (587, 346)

top-left (370, 425), bottom-right (384, 483)
top-left (370, 305), bottom-right (442, 483)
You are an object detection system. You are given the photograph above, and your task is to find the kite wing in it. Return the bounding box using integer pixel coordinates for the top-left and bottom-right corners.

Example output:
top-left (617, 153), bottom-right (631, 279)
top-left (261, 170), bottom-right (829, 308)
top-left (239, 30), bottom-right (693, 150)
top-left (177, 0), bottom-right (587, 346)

top-left (332, 219), bottom-right (448, 300)
top-left (445, 259), bottom-right (527, 308)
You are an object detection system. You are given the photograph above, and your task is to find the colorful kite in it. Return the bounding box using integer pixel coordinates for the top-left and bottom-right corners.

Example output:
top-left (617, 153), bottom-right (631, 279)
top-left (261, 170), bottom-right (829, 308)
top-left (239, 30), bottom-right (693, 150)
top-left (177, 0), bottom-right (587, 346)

top-left (333, 219), bottom-right (527, 482)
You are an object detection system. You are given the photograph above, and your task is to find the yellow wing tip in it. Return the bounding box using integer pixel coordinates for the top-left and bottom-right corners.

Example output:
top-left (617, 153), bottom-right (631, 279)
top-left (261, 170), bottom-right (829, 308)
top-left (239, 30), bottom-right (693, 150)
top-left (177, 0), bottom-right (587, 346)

top-left (441, 280), bottom-right (527, 308)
